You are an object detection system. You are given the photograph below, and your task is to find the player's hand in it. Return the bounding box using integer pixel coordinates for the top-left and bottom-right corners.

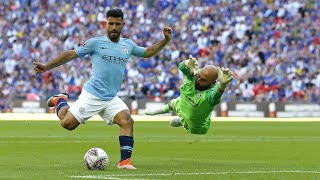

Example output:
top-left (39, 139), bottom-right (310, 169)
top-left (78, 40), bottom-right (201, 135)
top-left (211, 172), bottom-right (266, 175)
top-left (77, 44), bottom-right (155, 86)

top-left (163, 26), bottom-right (173, 41)
top-left (33, 62), bottom-right (48, 75)
top-left (218, 67), bottom-right (233, 90)
top-left (185, 55), bottom-right (199, 75)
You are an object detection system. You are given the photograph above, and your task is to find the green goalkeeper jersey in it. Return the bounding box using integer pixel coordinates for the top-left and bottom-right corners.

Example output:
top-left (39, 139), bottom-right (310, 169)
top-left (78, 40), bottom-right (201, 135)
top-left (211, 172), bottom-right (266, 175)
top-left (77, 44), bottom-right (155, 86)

top-left (175, 62), bottom-right (223, 134)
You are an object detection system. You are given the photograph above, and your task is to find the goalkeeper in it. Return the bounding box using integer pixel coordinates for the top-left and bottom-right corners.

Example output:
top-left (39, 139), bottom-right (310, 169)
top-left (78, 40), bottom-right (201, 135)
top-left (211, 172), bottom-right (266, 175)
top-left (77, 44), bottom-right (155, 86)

top-left (145, 56), bottom-right (233, 134)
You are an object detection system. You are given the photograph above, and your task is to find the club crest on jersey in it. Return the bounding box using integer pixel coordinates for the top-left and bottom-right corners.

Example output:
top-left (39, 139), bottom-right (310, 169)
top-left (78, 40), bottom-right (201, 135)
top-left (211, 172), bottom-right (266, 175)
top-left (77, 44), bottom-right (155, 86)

top-left (79, 107), bottom-right (85, 114)
top-left (123, 47), bottom-right (129, 54)
top-left (196, 93), bottom-right (201, 99)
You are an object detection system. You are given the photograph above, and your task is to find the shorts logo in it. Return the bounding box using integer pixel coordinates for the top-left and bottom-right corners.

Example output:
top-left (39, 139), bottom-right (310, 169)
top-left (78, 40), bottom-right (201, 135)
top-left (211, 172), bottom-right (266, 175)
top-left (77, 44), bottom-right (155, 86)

top-left (123, 47), bottom-right (129, 54)
top-left (79, 107), bottom-right (85, 114)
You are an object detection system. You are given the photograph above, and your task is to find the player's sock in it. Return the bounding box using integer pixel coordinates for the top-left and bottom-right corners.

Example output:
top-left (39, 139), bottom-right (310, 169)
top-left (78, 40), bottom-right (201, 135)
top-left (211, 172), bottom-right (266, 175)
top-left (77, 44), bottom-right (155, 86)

top-left (144, 105), bottom-right (171, 115)
top-left (55, 98), bottom-right (69, 116)
top-left (119, 136), bottom-right (134, 161)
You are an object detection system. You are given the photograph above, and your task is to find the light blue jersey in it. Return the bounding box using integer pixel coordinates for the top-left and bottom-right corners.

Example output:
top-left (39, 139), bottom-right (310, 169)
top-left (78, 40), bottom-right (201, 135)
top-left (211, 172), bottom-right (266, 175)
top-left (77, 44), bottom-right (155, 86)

top-left (74, 35), bottom-right (146, 100)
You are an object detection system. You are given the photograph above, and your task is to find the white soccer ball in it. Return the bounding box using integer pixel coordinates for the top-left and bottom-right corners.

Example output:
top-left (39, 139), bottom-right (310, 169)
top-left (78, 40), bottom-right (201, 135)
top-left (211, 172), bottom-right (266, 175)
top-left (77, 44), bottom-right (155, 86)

top-left (84, 147), bottom-right (108, 170)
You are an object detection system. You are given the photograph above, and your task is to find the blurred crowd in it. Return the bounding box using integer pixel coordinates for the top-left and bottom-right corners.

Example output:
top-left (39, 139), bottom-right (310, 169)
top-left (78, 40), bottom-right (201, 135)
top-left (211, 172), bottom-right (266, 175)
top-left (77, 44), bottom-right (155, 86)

top-left (1, 0), bottom-right (320, 112)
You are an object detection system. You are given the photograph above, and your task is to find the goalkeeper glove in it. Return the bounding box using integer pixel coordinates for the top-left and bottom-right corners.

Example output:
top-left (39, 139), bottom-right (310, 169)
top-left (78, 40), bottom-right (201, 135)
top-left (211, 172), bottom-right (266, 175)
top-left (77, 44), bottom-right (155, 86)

top-left (185, 55), bottom-right (199, 75)
top-left (218, 67), bottom-right (234, 90)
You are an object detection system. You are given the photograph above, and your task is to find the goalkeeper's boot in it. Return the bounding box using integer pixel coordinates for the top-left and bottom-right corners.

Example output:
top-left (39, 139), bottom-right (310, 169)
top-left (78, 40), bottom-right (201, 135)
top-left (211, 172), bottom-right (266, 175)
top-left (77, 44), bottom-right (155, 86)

top-left (170, 118), bottom-right (182, 127)
top-left (47, 93), bottom-right (69, 107)
top-left (117, 158), bottom-right (137, 170)
top-left (144, 105), bottom-right (168, 115)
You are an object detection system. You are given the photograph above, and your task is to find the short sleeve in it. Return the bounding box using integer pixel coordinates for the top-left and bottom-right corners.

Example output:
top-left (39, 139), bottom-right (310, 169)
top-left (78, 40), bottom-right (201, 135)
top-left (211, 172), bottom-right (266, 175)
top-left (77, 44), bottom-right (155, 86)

top-left (130, 40), bottom-right (146, 57)
top-left (74, 38), bottom-right (95, 58)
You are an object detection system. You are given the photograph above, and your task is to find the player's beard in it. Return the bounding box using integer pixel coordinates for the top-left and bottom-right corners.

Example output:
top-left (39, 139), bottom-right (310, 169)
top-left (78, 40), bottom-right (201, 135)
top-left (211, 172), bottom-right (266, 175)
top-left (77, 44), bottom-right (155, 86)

top-left (195, 83), bottom-right (210, 91)
top-left (108, 31), bottom-right (120, 42)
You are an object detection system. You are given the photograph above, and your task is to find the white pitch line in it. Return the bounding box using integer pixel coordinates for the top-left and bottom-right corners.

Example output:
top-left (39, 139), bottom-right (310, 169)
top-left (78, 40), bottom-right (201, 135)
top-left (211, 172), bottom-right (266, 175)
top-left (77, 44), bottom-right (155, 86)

top-left (70, 170), bottom-right (320, 179)
top-left (1, 113), bottom-right (320, 122)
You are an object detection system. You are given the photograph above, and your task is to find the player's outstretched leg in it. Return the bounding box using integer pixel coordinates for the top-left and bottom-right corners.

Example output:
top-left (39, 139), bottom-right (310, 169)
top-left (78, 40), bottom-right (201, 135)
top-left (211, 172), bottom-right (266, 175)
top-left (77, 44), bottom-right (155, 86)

top-left (47, 93), bottom-right (69, 107)
top-left (47, 93), bottom-right (69, 116)
top-left (170, 117), bottom-right (182, 127)
top-left (144, 105), bottom-right (171, 115)
top-left (47, 93), bottom-right (80, 130)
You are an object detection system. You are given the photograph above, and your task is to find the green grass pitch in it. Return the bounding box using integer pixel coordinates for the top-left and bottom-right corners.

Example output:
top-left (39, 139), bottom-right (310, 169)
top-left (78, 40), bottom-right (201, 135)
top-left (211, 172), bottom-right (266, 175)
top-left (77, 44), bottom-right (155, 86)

top-left (1, 120), bottom-right (320, 180)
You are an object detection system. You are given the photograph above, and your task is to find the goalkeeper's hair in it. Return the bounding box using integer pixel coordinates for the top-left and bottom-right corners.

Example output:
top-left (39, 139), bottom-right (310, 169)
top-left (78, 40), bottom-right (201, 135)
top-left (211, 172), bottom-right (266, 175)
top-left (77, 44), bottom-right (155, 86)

top-left (106, 9), bottom-right (123, 20)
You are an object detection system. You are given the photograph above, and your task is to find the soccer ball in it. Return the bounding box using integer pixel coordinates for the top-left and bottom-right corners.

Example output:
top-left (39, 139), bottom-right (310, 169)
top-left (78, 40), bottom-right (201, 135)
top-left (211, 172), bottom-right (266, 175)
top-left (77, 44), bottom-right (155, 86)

top-left (84, 147), bottom-right (108, 170)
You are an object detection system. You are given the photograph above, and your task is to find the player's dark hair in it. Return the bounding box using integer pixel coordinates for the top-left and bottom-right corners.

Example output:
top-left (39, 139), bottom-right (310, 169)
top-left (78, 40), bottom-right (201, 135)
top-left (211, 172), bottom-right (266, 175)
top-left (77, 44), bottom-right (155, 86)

top-left (106, 9), bottom-right (123, 20)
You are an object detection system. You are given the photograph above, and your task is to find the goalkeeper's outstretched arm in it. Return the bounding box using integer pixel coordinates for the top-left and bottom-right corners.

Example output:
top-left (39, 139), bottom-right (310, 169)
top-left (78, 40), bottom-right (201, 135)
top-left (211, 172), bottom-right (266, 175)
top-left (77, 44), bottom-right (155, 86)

top-left (217, 67), bottom-right (234, 93)
top-left (178, 55), bottom-right (199, 80)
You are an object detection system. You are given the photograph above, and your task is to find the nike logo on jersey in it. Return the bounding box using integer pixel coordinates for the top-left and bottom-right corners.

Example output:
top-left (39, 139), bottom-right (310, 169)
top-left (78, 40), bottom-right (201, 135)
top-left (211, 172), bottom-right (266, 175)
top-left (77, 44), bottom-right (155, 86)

top-left (102, 47), bottom-right (119, 50)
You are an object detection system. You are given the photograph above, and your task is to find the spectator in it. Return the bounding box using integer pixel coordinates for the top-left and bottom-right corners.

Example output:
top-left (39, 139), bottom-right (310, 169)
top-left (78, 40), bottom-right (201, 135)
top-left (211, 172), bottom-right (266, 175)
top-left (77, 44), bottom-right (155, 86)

top-left (1, 0), bottom-right (320, 111)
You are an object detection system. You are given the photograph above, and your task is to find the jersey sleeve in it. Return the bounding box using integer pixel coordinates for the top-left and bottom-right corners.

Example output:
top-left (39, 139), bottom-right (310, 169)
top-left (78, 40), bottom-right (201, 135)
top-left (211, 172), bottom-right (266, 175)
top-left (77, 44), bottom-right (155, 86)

top-left (206, 83), bottom-right (223, 106)
top-left (179, 61), bottom-right (194, 81)
top-left (129, 40), bottom-right (146, 57)
top-left (74, 38), bottom-right (95, 58)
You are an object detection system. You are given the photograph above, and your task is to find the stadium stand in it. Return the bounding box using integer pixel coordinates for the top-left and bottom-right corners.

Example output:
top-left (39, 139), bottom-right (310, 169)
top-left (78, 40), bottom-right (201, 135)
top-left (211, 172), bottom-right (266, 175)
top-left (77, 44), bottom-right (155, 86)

top-left (0, 0), bottom-right (319, 113)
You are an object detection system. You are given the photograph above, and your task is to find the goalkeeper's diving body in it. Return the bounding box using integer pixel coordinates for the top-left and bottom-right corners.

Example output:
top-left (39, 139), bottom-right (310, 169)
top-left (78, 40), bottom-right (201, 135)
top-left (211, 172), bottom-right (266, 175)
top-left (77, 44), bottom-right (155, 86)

top-left (145, 56), bottom-right (233, 134)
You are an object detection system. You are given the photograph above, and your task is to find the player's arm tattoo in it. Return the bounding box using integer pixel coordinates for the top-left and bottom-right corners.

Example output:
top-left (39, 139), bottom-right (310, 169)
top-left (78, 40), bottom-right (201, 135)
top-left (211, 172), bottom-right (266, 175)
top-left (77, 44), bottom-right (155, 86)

top-left (143, 39), bottom-right (170, 58)
top-left (46, 50), bottom-right (78, 70)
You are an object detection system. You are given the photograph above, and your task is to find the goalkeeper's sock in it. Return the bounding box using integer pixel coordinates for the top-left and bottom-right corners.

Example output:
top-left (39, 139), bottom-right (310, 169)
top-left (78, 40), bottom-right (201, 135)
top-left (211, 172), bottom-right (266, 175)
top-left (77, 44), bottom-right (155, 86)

top-left (55, 98), bottom-right (69, 116)
top-left (119, 136), bottom-right (134, 161)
